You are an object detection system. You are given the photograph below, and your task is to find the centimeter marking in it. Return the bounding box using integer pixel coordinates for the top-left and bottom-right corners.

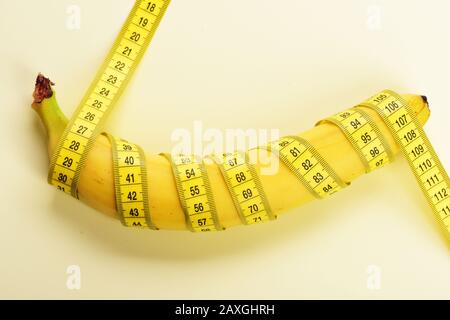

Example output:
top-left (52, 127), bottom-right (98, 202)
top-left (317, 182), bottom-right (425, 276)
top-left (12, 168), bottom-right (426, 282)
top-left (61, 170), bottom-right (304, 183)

top-left (105, 134), bottom-right (156, 229)
top-left (48, 0), bottom-right (170, 197)
top-left (267, 136), bottom-right (347, 199)
top-left (163, 154), bottom-right (222, 232)
top-left (318, 107), bottom-right (394, 172)
top-left (213, 152), bottom-right (275, 225)
top-left (360, 90), bottom-right (450, 242)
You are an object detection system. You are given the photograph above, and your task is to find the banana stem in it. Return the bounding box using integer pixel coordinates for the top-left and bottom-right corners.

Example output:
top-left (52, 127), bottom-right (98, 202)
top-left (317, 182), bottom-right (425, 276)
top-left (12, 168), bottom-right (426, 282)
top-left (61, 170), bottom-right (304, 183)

top-left (32, 75), bottom-right (68, 155)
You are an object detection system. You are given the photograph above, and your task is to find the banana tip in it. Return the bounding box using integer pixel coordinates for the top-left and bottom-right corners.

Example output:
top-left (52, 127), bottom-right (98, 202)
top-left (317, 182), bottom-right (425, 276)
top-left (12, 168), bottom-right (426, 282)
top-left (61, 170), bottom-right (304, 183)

top-left (421, 95), bottom-right (429, 107)
top-left (421, 95), bottom-right (428, 104)
top-left (33, 73), bottom-right (54, 105)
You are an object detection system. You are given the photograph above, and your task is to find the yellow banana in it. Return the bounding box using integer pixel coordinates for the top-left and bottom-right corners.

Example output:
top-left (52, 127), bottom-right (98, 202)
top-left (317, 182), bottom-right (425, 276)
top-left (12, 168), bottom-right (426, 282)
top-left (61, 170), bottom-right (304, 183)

top-left (32, 74), bottom-right (430, 231)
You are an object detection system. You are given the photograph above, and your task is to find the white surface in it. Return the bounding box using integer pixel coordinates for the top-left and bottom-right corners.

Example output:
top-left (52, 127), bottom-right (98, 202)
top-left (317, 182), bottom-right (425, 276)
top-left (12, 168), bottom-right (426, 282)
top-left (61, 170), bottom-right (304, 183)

top-left (0, 0), bottom-right (449, 299)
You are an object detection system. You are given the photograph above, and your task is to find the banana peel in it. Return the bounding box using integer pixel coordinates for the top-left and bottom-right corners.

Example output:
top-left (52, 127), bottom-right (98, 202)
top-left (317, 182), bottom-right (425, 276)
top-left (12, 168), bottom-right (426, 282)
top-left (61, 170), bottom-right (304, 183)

top-left (32, 74), bottom-right (430, 231)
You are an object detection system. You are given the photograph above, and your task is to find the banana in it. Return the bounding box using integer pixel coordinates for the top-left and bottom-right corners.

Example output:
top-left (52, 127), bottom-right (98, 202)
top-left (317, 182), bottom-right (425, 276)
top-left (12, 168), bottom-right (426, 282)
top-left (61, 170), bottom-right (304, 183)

top-left (32, 74), bottom-right (430, 231)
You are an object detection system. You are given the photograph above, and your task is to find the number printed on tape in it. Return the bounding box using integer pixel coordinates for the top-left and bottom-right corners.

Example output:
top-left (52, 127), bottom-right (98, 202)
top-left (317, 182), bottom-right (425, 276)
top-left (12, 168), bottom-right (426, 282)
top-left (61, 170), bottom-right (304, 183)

top-left (216, 152), bottom-right (275, 225)
top-left (321, 107), bottom-right (394, 172)
top-left (361, 90), bottom-right (450, 238)
top-left (48, 0), bottom-right (171, 197)
top-left (269, 136), bottom-right (346, 199)
top-left (107, 134), bottom-right (156, 229)
top-left (166, 154), bottom-right (222, 232)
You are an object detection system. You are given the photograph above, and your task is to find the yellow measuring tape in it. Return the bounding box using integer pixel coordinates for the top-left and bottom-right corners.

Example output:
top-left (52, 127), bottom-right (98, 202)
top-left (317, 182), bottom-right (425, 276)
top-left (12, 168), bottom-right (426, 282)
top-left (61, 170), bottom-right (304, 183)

top-left (213, 152), bottom-right (275, 225)
top-left (359, 90), bottom-right (450, 240)
top-left (318, 107), bottom-right (395, 172)
top-left (266, 136), bottom-right (347, 199)
top-left (105, 133), bottom-right (156, 229)
top-left (163, 153), bottom-right (222, 232)
top-left (43, 1), bottom-right (449, 241)
top-left (48, 0), bottom-right (170, 197)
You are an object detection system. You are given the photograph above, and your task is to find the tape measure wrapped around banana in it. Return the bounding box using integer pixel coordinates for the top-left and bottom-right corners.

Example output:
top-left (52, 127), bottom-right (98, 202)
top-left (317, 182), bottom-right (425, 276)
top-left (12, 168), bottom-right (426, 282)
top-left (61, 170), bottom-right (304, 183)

top-left (31, 0), bottom-right (450, 241)
top-left (31, 75), bottom-right (449, 238)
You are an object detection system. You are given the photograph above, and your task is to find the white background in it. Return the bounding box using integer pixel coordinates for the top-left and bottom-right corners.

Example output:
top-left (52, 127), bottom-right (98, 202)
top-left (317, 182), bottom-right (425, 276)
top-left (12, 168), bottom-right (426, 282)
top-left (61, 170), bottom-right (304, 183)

top-left (0, 0), bottom-right (449, 299)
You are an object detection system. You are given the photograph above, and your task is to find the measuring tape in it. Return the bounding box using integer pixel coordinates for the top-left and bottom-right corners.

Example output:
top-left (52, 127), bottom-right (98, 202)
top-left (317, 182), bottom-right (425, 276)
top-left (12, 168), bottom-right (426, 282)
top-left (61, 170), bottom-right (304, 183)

top-left (318, 107), bottom-right (394, 173)
top-left (163, 153), bottom-right (222, 232)
top-left (48, 0), bottom-right (170, 197)
top-left (42, 1), bottom-right (450, 242)
top-left (357, 90), bottom-right (450, 241)
top-left (266, 136), bottom-right (347, 199)
top-left (212, 152), bottom-right (275, 225)
top-left (105, 133), bottom-right (156, 229)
